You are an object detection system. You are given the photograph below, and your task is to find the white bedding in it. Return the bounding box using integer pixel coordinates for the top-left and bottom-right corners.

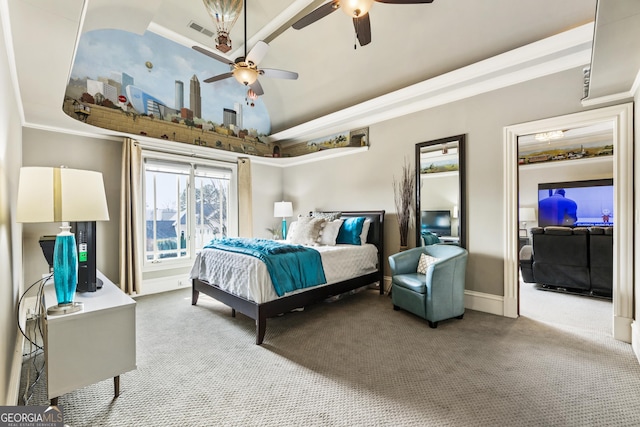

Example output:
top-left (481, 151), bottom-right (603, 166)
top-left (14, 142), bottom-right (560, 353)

top-left (189, 243), bottom-right (379, 303)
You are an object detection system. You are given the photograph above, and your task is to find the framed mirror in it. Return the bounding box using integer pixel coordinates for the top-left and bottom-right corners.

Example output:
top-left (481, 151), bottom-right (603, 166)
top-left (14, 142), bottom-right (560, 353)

top-left (415, 134), bottom-right (466, 248)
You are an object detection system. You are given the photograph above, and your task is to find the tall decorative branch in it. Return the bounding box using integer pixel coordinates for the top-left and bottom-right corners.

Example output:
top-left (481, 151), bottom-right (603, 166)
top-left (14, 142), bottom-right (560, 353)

top-left (393, 158), bottom-right (415, 248)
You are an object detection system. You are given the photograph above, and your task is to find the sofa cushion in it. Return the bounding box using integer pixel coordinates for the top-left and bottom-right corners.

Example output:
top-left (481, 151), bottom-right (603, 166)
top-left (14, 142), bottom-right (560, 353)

top-left (392, 273), bottom-right (427, 294)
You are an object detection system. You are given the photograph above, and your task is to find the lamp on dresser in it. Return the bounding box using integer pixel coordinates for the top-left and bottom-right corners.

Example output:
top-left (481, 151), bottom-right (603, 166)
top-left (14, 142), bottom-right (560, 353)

top-left (519, 207), bottom-right (537, 236)
top-left (274, 201), bottom-right (293, 240)
top-left (16, 166), bottom-right (109, 315)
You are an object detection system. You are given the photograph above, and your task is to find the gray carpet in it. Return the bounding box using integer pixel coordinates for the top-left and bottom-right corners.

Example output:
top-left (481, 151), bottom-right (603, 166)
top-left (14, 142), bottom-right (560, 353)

top-left (21, 284), bottom-right (640, 426)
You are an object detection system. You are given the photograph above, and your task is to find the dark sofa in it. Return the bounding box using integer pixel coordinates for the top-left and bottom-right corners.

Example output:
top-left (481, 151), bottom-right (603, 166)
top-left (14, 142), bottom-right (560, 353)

top-left (519, 226), bottom-right (612, 297)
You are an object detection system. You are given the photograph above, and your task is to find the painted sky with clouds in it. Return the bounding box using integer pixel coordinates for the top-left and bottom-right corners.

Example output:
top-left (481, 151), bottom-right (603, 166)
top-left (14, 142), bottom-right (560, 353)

top-left (71, 29), bottom-right (271, 134)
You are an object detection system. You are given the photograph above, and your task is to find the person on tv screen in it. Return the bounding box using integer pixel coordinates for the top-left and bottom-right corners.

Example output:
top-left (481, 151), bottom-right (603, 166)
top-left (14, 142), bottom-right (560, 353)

top-left (539, 189), bottom-right (578, 226)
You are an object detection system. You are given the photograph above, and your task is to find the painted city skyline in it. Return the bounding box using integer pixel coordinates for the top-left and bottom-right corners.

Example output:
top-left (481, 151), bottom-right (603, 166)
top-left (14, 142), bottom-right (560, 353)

top-left (67, 29), bottom-right (271, 135)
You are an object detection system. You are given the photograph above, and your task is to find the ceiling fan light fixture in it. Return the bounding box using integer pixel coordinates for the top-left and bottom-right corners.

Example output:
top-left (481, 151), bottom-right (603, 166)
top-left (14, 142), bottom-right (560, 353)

top-left (233, 66), bottom-right (258, 85)
top-left (340, 0), bottom-right (374, 18)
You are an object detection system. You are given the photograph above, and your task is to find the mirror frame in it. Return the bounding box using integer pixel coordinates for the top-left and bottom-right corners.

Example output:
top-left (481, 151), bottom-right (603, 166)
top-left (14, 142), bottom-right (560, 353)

top-left (415, 134), bottom-right (466, 248)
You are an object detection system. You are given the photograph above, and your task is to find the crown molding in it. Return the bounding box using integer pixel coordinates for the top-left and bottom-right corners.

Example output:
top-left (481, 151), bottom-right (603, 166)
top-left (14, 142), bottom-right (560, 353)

top-left (269, 23), bottom-right (595, 145)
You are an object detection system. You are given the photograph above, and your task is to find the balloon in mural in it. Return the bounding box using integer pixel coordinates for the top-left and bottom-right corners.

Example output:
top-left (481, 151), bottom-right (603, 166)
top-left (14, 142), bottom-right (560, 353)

top-left (145, 61), bottom-right (153, 72)
top-left (202, 0), bottom-right (243, 53)
top-left (246, 88), bottom-right (258, 107)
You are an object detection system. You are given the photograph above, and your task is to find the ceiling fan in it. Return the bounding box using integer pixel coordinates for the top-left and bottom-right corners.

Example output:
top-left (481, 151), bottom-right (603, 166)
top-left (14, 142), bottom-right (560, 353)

top-left (193, 0), bottom-right (298, 97)
top-left (292, 0), bottom-right (435, 47)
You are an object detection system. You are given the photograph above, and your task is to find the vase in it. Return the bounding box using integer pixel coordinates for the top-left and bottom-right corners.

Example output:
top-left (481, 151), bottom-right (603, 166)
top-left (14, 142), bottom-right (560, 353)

top-left (399, 245), bottom-right (409, 252)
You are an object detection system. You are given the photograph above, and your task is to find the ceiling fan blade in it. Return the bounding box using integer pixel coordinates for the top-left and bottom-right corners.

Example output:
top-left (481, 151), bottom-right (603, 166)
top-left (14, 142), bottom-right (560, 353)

top-left (246, 41), bottom-right (269, 66)
top-left (192, 46), bottom-right (232, 65)
top-left (292, 1), bottom-right (339, 30)
top-left (203, 72), bottom-right (233, 84)
top-left (259, 68), bottom-right (299, 80)
top-left (249, 80), bottom-right (264, 96)
top-left (374, 0), bottom-right (434, 3)
top-left (353, 15), bottom-right (372, 46)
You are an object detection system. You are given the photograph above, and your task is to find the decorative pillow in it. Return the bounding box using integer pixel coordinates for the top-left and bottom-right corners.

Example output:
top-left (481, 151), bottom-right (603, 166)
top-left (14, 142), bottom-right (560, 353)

top-left (287, 216), bottom-right (326, 246)
top-left (318, 219), bottom-right (344, 246)
top-left (360, 219), bottom-right (371, 245)
top-left (417, 253), bottom-right (440, 274)
top-left (311, 211), bottom-right (342, 222)
top-left (285, 221), bottom-right (297, 242)
top-left (336, 216), bottom-right (366, 245)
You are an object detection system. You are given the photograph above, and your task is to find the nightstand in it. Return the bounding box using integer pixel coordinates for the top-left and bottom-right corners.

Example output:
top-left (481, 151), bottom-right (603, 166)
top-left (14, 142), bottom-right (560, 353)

top-left (43, 271), bottom-right (136, 405)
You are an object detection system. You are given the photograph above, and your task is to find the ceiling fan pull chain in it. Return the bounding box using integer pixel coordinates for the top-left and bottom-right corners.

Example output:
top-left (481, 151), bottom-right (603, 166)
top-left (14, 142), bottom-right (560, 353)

top-left (353, 30), bottom-right (357, 50)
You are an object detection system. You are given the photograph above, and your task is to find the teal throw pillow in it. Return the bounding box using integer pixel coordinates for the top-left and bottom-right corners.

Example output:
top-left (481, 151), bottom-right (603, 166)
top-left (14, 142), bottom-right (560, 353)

top-left (336, 217), bottom-right (366, 245)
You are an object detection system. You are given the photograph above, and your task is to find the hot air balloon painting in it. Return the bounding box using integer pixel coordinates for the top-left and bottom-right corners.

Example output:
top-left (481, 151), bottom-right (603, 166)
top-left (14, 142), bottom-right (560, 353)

top-left (202, 0), bottom-right (243, 53)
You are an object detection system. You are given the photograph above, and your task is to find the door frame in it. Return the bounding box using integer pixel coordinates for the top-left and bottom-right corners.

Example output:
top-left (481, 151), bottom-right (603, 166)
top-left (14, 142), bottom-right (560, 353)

top-left (503, 103), bottom-right (633, 343)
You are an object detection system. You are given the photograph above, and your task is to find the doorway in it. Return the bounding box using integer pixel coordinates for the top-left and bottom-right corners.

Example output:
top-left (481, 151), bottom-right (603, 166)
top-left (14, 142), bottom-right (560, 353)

top-left (503, 103), bottom-right (633, 343)
top-left (517, 123), bottom-right (614, 333)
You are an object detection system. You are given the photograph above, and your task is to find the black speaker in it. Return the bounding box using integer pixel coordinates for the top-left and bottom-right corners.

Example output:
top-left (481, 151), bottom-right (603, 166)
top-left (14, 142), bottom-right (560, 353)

top-left (72, 221), bottom-right (102, 292)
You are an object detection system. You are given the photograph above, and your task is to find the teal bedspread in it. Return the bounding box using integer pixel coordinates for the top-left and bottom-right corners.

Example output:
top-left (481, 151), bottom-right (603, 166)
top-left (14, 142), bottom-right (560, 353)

top-left (203, 238), bottom-right (327, 297)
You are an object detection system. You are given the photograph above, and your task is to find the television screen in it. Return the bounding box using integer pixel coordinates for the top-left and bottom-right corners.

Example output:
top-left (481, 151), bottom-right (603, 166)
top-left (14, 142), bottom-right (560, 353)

top-left (421, 210), bottom-right (451, 236)
top-left (537, 179), bottom-right (614, 227)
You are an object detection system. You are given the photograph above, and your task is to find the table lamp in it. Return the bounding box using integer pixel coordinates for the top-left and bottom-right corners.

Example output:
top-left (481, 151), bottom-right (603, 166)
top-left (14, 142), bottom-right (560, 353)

top-left (519, 207), bottom-right (537, 231)
top-left (273, 201), bottom-right (293, 240)
top-left (16, 166), bottom-right (110, 315)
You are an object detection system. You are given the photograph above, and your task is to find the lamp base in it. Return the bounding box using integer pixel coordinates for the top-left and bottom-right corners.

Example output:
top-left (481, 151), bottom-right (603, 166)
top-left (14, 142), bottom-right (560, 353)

top-left (47, 301), bottom-right (83, 316)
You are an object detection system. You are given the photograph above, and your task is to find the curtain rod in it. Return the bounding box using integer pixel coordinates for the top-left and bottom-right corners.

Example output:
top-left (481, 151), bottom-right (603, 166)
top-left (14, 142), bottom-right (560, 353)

top-left (130, 137), bottom-right (242, 165)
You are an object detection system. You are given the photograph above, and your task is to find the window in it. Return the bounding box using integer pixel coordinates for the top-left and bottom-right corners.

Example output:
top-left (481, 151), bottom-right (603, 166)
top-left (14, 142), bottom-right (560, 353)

top-left (143, 154), bottom-right (237, 268)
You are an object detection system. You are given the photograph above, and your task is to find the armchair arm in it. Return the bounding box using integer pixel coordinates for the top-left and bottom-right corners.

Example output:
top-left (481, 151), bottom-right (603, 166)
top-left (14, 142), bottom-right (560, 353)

top-left (388, 247), bottom-right (424, 276)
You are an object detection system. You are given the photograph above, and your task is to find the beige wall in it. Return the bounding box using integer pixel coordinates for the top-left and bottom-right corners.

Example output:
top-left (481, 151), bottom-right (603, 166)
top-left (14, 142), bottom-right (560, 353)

top-left (251, 162), bottom-right (284, 239)
top-left (21, 129), bottom-right (122, 288)
top-left (0, 11), bottom-right (24, 404)
top-left (283, 67), bottom-right (589, 296)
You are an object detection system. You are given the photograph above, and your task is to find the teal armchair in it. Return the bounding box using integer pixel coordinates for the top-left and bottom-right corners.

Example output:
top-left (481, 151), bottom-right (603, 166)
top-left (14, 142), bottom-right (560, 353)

top-left (388, 245), bottom-right (468, 328)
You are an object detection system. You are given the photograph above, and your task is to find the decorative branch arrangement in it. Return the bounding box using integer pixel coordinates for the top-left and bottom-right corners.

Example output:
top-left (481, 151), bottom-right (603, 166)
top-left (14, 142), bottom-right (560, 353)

top-left (393, 158), bottom-right (416, 248)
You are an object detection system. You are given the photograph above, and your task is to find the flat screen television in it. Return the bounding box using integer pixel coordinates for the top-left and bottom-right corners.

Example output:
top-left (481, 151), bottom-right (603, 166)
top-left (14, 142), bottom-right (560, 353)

top-left (537, 178), bottom-right (614, 227)
top-left (421, 210), bottom-right (451, 236)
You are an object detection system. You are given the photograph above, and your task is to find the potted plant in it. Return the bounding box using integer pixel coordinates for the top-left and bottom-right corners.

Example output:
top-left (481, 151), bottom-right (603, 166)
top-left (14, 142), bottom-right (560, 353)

top-left (393, 158), bottom-right (415, 251)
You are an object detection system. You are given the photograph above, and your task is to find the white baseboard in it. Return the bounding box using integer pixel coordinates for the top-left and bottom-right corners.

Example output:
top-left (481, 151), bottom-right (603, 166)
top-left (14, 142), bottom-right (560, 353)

top-left (384, 275), bottom-right (505, 316)
top-left (7, 333), bottom-right (23, 405)
top-left (614, 315), bottom-right (633, 344)
top-left (632, 321), bottom-right (640, 364)
top-left (464, 290), bottom-right (504, 316)
top-left (137, 274), bottom-right (191, 297)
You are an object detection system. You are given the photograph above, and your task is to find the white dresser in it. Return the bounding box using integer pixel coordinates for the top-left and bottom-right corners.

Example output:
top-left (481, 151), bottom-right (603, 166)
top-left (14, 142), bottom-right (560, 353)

top-left (43, 271), bottom-right (136, 405)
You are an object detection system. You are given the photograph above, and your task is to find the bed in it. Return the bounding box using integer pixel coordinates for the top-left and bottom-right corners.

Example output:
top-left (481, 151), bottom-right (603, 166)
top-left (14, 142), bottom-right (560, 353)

top-left (190, 210), bottom-right (385, 344)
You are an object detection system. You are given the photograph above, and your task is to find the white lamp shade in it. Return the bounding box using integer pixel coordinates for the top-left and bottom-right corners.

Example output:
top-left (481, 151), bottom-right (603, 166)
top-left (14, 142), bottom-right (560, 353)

top-left (16, 167), bottom-right (110, 223)
top-left (519, 207), bottom-right (537, 222)
top-left (273, 201), bottom-right (293, 218)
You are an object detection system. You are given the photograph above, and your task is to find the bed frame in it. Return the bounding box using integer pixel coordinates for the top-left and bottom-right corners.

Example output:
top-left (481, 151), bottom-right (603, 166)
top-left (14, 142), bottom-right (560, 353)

top-left (192, 210), bottom-right (385, 344)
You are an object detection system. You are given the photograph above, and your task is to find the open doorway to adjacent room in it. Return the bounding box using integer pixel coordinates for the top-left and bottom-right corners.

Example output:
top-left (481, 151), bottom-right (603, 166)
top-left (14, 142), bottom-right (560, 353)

top-left (517, 122), bottom-right (614, 336)
top-left (503, 103), bottom-right (634, 343)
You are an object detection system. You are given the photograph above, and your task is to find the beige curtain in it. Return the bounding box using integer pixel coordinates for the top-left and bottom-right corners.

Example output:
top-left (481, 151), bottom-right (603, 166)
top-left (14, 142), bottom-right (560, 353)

top-left (119, 138), bottom-right (143, 294)
top-left (237, 157), bottom-right (253, 237)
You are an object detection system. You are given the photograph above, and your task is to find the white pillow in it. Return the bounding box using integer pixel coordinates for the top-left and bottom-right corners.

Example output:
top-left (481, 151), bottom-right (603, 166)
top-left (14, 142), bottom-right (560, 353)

top-left (318, 219), bottom-right (344, 246)
top-left (287, 216), bottom-right (326, 246)
top-left (285, 221), bottom-right (297, 242)
top-left (417, 253), bottom-right (439, 274)
top-left (360, 219), bottom-right (371, 245)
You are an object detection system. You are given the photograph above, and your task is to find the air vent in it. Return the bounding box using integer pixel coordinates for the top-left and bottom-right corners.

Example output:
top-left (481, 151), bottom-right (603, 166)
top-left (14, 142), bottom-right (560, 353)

top-left (189, 21), bottom-right (214, 38)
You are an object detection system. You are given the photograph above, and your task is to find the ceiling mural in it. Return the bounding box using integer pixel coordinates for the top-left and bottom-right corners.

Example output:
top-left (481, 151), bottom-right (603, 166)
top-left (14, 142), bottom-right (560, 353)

top-left (63, 29), bottom-right (281, 156)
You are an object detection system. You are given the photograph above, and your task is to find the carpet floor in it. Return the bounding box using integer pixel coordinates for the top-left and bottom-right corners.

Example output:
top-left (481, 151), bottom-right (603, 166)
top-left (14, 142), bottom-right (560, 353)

top-left (21, 283), bottom-right (640, 426)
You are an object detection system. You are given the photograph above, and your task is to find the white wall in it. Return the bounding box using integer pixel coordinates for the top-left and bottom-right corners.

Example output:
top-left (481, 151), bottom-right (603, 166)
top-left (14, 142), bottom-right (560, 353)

top-left (0, 10), bottom-right (24, 405)
top-left (283, 66), bottom-right (590, 296)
